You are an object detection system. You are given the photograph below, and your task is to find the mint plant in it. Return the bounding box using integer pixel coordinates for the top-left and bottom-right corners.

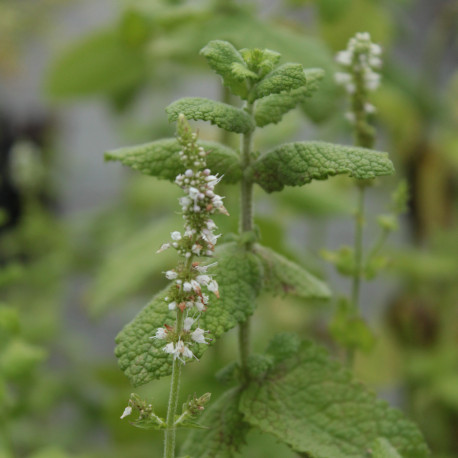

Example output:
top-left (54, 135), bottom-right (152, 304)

top-left (107, 40), bottom-right (429, 457)
top-left (324, 33), bottom-right (408, 362)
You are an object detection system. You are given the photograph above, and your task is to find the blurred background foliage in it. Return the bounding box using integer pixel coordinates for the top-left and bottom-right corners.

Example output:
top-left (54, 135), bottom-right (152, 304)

top-left (0, 0), bottom-right (457, 457)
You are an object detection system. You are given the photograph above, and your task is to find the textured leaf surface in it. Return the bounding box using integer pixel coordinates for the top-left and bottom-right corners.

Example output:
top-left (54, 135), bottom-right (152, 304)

top-left (371, 438), bottom-right (402, 458)
top-left (254, 69), bottom-right (324, 127)
top-left (181, 388), bottom-right (249, 457)
top-left (105, 138), bottom-right (241, 184)
top-left (254, 244), bottom-right (330, 300)
top-left (115, 243), bottom-right (263, 386)
top-left (46, 30), bottom-right (147, 98)
top-left (240, 340), bottom-right (429, 458)
top-left (200, 40), bottom-right (249, 99)
top-left (166, 98), bottom-right (254, 134)
top-left (251, 142), bottom-right (395, 193)
top-left (253, 63), bottom-right (306, 100)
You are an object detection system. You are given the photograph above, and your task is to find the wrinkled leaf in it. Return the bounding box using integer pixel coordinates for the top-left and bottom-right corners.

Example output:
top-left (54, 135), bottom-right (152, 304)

top-left (115, 243), bottom-right (263, 386)
top-left (166, 98), bottom-right (254, 134)
top-left (105, 138), bottom-right (241, 183)
top-left (253, 63), bottom-right (306, 100)
top-left (181, 388), bottom-right (250, 458)
top-left (254, 244), bottom-right (330, 299)
top-left (240, 338), bottom-right (429, 458)
top-left (371, 438), bottom-right (402, 458)
top-left (200, 40), bottom-right (249, 98)
top-left (254, 68), bottom-right (324, 127)
top-left (251, 142), bottom-right (394, 193)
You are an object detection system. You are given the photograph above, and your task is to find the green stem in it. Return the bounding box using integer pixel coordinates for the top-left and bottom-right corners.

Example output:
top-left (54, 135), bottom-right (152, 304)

top-left (164, 309), bottom-right (184, 458)
top-left (351, 184), bottom-right (365, 309)
top-left (239, 101), bottom-right (255, 381)
top-left (346, 184), bottom-right (365, 366)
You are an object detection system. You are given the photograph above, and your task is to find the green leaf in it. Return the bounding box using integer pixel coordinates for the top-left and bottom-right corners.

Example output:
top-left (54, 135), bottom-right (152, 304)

top-left (114, 243), bottom-right (263, 386)
top-left (254, 68), bottom-right (324, 127)
top-left (371, 438), bottom-right (403, 458)
top-left (181, 388), bottom-right (250, 458)
top-left (253, 63), bottom-right (306, 100)
top-left (87, 217), bottom-right (178, 316)
top-left (330, 298), bottom-right (376, 353)
top-left (105, 138), bottom-right (241, 184)
top-left (0, 339), bottom-right (47, 379)
top-left (166, 97), bottom-right (254, 134)
top-left (46, 29), bottom-right (147, 98)
top-left (251, 142), bottom-right (395, 193)
top-left (240, 339), bottom-right (429, 458)
top-left (254, 244), bottom-right (330, 299)
top-left (200, 40), bottom-right (249, 98)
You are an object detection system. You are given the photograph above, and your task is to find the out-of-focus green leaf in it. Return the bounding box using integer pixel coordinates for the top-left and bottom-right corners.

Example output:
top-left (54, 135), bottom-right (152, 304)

top-left (87, 216), bottom-right (179, 316)
top-left (330, 298), bottom-right (376, 353)
top-left (46, 29), bottom-right (147, 98)
top-left (0, 339), bottom-right (46, 379)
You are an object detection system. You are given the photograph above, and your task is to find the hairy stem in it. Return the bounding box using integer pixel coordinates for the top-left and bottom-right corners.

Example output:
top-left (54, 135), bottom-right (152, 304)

top-left (239, 101), bottom-right (255, 381)
top-left (164, 309), bottom-right (184, 458)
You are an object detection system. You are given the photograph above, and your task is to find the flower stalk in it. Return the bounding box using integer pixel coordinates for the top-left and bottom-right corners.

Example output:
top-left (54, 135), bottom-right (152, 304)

top-left (335, 32), bottom-right (382, 364)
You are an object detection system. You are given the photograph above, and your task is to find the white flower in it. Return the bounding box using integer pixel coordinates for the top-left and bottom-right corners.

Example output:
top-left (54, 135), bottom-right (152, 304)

top-left (176, 340), bottom-right (197, 360)
top-left (370, 43), bottom-right (382, 55)
top-left (334, 72), bottom-right (352, 85)
top-left (190, 280), bottom-right (201, 293)
top-left (195, 262), bottom-right (217, 273)
top-left (196, 274), bottom-right (211, 286)
top-left (206, 220), bottom-right (217, 230)
top-left (191, 327), bottom-right (209, 344)
top-left (183, 282), bottom-right (192, 292)
top-left (165, 270), bottom-right (178, 280)
top-left (168, 301), bottom-right (177, 311)
top-left (183, 317), bottom-right (195, 331)
top-left (364, 103), bottom-right (376, 114)
top-left (191, 244), bottom-right (202, 255)
top-left (336, 50), bottom-right (352, 66)
top-left (171, 231), bottom-right (182, 241)
top-left (195, 301), bottom-right (205, 312)
top-left (207, 280), bottom-right (219, 297)
top-left (163, 342), bottom-right (175, 355)
top-left (157, 243), bottom-right (170, 253)
top-left (345, 112), bottom-right (356, 123)
top-left (179, 196), bottom-right (191, 208)
top-left (120, 406), bottom-right (132, 419)
top-left (152, 327), bottom-right (167, 340)
top-left (188, 187), bottom-right (200, 200)
top-left (184, 169), bottom-right (193, 177)
top-left (364, 70), bottom-right (380, 90)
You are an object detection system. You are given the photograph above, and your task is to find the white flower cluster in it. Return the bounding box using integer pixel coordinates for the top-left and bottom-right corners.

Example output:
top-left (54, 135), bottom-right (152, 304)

top-left (335, 32), bottom-right (382, 120)
top-left (153, 114), bottom-right (228, 364)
